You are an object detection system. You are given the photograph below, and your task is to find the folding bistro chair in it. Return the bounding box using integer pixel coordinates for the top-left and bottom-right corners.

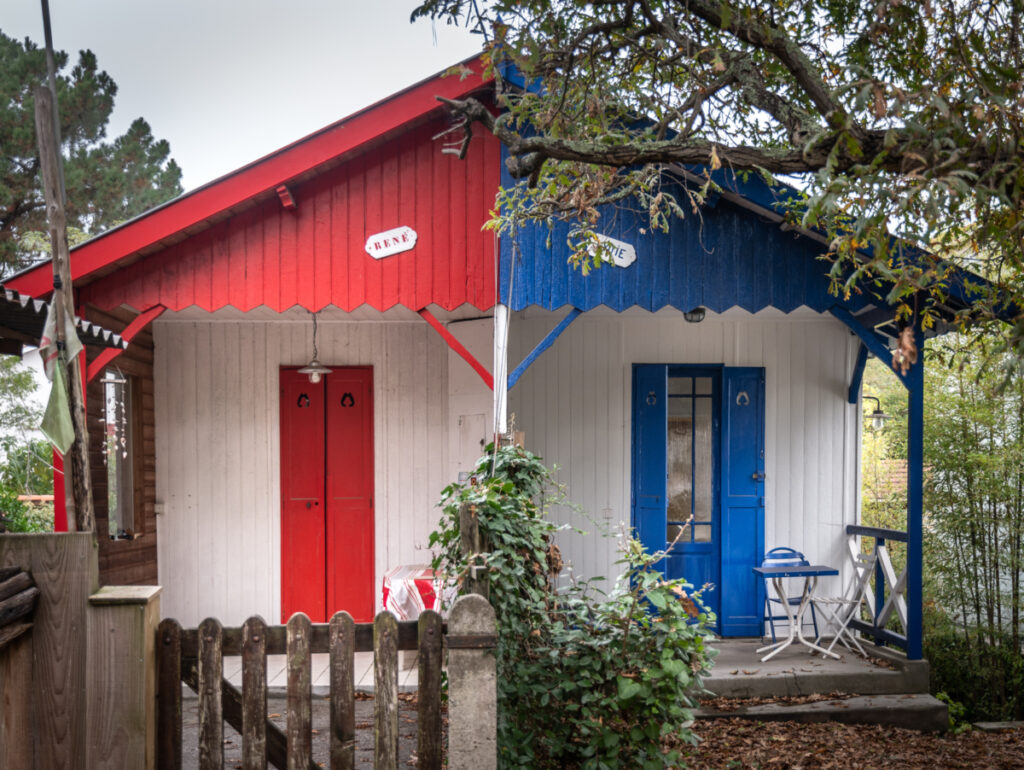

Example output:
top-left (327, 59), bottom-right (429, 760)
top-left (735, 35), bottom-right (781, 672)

top-left (761, 547), bottom-right (820, 643)
top-left (813, 550), bottom-right (877, 656)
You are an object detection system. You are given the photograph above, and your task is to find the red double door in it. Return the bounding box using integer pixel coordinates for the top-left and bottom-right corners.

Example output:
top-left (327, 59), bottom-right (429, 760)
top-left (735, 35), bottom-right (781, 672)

top-left (280, 367), bottom-right (374, 622)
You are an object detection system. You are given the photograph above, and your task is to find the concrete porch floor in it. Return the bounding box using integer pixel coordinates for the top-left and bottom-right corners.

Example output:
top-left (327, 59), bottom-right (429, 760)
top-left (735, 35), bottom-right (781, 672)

top-left (704, 637), bottom-right (930, 699)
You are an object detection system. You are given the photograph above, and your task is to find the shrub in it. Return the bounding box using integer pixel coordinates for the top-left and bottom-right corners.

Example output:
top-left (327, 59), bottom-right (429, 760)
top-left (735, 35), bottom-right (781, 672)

top-left (431, 445), bottom-right (717, 769)
top-left (0, 486), bottom-right (53, 533)
top-left (925, 628), bottom-right (1024, 722)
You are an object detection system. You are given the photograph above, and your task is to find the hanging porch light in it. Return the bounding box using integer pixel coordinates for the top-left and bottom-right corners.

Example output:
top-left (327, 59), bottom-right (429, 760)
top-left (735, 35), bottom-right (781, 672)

top-left (298, 310), bottom-right (331, 383)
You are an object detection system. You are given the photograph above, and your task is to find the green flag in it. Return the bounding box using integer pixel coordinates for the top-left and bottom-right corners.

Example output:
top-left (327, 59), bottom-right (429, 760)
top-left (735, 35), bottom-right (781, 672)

top-left (41, 364), bottom-right (75, 454)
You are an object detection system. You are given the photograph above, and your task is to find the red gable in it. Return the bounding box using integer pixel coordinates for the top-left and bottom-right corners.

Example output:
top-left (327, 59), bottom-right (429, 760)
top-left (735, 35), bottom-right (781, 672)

top-left (10, 59), bottom-right (499, 313)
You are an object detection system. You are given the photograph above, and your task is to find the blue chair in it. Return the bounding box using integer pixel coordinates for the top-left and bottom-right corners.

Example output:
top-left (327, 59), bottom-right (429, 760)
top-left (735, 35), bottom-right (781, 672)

top-left (761, 547), bottom-right (820, 643)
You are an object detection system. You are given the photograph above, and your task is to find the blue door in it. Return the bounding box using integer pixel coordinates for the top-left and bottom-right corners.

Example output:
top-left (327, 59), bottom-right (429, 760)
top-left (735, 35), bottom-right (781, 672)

top-left (632, 365), bottom-right (765, 636)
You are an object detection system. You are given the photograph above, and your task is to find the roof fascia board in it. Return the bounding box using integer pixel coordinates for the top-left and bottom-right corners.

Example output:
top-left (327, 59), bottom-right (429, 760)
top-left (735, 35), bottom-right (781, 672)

top-left (10, 58), bottom-right (493, 298)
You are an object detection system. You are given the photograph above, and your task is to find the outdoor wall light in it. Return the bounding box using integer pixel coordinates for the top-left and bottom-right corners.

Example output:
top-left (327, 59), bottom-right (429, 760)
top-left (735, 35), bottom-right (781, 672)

top-left (863, 395), bottom-right (889, 430)
top-left (298, 310), bottom-right (331, 384)
top-left (684, 306), bottom-right (707, 323)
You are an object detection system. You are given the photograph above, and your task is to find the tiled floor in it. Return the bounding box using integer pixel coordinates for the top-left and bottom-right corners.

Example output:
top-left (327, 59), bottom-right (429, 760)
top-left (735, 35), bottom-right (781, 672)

top-left (222, 651), bottom-right (421, 692)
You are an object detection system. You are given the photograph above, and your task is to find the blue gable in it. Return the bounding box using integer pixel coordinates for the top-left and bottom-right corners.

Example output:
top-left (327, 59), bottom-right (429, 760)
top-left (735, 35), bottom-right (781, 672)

top-left (498, 161), bottom-right (871, 315)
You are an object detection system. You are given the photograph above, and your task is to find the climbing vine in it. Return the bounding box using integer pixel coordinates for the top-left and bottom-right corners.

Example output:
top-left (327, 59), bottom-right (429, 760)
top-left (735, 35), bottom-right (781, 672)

top-left (431, 445), bottom-right (717, 768)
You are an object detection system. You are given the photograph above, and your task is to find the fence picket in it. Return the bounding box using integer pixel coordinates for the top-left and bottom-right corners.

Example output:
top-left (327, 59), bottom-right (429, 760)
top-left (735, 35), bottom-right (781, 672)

top-left (197, 617), bottom-right (223, 770)
top-left (242, 616), bottom-right (268, 770)
top-left (374, 611), bottom-right (399, 770)
top-left (417, 610), bottom-right (443, 770)
top-left (165, 603), bottom-right (492, 770)
top-left (286, 613), bottom-right (313, 770)
top-left (157, 618), bottom-right (183, 770)
top-left (329, 612), bottom-right (355, 770)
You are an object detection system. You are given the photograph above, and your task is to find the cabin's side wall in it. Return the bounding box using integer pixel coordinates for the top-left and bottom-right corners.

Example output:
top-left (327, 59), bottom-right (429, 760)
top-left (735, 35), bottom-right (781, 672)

top-left (507, 310), bottom-right (861, 592)
top-left (153, 317), bottom-right (488, 627)
top-left (85, 305), bottom-right (159, 585)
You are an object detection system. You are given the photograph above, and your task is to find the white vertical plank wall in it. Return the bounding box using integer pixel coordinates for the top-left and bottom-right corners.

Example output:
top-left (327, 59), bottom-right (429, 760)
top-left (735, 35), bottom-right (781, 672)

top-left (153, 313), bottom-right (474, 627)
top-left (506, 308), bottom-right (861, 595)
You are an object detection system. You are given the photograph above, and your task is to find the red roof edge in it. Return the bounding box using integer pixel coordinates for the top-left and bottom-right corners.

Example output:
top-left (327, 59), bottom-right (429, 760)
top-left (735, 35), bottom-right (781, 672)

top-left (9, 55), bottom-right (493, 298)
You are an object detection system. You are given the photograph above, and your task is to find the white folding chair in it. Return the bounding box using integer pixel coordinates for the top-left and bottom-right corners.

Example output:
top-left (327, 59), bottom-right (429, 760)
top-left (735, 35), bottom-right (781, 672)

top-left (813, 550), bottom-right (876, 656)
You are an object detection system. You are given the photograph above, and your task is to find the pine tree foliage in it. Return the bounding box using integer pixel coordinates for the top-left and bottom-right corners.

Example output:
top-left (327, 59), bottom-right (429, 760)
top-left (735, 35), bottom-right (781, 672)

top-left (0, 30), bottom-right (183, 275)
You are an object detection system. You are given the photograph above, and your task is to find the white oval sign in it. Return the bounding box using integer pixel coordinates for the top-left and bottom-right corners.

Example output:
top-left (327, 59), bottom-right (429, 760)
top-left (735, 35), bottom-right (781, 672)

top-left (590, 233), bottom-right (636, 268)
top-left (365, 226), bottom-right (418, 259)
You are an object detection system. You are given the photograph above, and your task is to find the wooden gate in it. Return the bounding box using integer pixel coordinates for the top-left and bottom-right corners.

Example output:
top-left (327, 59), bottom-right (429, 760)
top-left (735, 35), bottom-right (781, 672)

top-left (157, 595), bottom-right (496, 770)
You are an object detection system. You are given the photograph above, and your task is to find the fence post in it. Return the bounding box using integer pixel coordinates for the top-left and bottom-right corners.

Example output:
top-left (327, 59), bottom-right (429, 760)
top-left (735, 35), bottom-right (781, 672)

top-left (447, 594), bottom-right (496, 770)
top-left (459, 503), bottom-right (489, 598)
top-left (86, 585), bottom-right (162, 769)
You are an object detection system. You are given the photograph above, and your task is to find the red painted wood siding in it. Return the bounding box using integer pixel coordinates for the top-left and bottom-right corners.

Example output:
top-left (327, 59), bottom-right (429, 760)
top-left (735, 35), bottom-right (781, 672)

top-left (80, 120), bottom-right (501, 313)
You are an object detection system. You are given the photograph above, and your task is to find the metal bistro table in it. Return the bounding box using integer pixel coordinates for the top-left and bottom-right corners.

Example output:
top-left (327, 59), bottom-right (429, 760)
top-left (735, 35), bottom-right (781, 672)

top-left (752, 564), bottom-right (840, 661)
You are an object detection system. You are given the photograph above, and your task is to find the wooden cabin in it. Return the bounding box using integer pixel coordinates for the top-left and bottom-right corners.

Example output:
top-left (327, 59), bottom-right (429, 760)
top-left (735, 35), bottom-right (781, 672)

top-left (11, 58), bottom-right (975, 660)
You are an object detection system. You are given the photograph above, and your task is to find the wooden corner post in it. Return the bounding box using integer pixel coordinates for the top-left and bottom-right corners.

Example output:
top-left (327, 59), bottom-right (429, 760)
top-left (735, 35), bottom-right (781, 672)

top-left (447, 594), bottom-right (497, 770)
top-left (87, 585), bottom-right (162, 769)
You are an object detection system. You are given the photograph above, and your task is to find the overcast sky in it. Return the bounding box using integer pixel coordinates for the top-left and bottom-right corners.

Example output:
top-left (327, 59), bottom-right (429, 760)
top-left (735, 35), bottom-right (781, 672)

top-left (4, 0), bottom-right (482, 191)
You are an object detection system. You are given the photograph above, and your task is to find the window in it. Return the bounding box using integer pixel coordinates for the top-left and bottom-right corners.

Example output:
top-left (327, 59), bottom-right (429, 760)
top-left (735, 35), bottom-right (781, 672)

top-left (666, 375), bottom-right (714, 545)
top-left (102, 368), bottom-right (141, 539)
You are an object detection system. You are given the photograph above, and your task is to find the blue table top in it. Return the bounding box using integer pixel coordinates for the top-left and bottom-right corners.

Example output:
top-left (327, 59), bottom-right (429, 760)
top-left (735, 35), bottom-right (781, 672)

top-left (753, 564), bottom-right (838, 578)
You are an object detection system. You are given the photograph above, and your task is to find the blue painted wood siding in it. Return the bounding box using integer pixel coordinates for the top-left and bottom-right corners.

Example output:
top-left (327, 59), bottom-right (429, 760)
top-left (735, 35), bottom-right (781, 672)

top-left (498, 155), bottom-right (873, 315)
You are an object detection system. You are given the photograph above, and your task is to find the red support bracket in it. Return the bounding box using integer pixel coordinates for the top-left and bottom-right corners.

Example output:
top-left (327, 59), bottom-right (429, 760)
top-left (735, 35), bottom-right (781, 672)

top-left (417, 308), bottom-right (493, 390)
top-left (86, 304), bottom-right (167, 383)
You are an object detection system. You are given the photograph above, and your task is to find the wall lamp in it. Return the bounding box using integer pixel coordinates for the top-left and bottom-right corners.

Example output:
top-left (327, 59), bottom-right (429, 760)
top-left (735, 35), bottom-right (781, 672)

top-left (684, 306), bottom-right (707, 323)
top-left (863, 396), bottom-right (889, 430)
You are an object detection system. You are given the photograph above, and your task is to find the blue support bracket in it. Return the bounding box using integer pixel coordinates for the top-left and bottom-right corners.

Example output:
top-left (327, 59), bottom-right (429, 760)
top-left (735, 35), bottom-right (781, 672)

top-left (507, 307), bottom-right (583, 391)
top-left (847, 343), bottom-right (869, 404)
top-left (828, 305), bottom-right (909, 390)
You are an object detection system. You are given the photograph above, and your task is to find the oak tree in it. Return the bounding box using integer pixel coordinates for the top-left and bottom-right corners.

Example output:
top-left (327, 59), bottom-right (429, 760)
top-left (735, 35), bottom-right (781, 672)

top-left (415, 0), bottom-right (1024, 362)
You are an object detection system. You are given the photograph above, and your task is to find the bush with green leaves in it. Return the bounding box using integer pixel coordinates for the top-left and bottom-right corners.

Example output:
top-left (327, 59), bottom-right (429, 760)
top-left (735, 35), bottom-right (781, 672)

top-left (430, 445), bottom-right (717, 769)
top-left (0, 485), bottom-right (52, 533)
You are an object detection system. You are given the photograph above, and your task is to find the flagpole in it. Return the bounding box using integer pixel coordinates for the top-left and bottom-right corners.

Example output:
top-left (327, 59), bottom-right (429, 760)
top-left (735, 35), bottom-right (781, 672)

top-left (35, 1), bottom-right (94, 532)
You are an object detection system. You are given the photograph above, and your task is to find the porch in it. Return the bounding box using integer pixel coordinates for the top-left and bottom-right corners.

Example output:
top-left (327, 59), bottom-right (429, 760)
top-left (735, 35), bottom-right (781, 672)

top-left (704, 638), bottom-right (928, 699)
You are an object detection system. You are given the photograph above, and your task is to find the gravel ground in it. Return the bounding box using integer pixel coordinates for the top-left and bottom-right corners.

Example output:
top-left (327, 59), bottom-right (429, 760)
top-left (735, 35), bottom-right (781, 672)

top-left (181, 692), bottom-right (426, 768)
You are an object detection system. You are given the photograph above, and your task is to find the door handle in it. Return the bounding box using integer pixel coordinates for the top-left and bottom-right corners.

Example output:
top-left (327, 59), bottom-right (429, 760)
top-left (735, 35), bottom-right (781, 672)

top-left (305, 501), bottom-right (320, 509)
top-left (751, 472), bottom-right (765, 481)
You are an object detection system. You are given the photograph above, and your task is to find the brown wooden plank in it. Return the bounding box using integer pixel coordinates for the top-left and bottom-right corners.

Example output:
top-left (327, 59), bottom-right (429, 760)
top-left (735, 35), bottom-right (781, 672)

top-left (417, 610), bottom-right (443, 770)
top-left (328, 612), bottom-right (355, 770)
top-left (242, 616), bottom-right (268, 770)
top-left (182, 660), bottom-right (310, 770)
top-left (286, 613), bottom-right (312, 770)
top-left (0, 630), bottom-right (33, 768)
top-left (157, 618), bottom-right (183, 770)
top-left (0, 533), bottom-right (96, 770)
top-left (0, 570), bottom-right (32, 603)
top-left (198, 617), bottom-right (223, 770)
top-left (179, 619), bottom-right (424, 657)
top-left (374, 612), bottom-right (399, 770)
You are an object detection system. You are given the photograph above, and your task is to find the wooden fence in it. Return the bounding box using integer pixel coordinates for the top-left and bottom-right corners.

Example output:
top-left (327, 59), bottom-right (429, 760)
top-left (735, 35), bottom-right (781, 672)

top-left (157, 594), bottom-right (496, 770)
